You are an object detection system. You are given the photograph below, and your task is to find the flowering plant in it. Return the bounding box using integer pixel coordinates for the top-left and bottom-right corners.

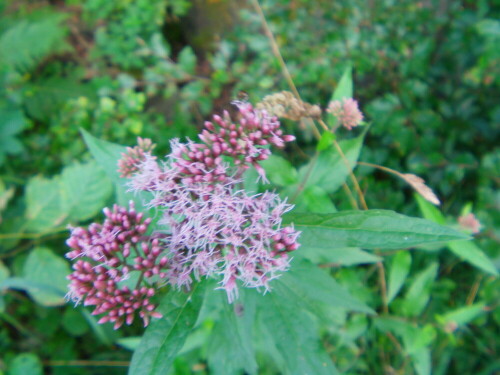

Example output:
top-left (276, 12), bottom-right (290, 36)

top-left (68, 71), bottom-right (472, 374)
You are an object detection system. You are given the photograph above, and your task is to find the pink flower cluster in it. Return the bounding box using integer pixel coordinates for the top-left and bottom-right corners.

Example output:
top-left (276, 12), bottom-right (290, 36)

top-left (66, 102), bottom-right (300, 327)
top-left (327, 98), bottom-right (364, 130)
top-left (66, 203), bottom-right (167, 328)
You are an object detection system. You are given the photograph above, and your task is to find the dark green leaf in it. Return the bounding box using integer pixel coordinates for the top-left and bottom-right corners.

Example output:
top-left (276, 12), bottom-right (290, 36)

top-left (280, 259), bottom-right (374, 314)
top-left (258, 280), bottom-right (339, 375)
top-left (7, 353), bottom-right (43, 375)
top-left (287, 210), bottom-right (469, 250)
top-left (128, 285), bottom-right (204, 375)
top-left (206, 289), bottom-right (257, 375)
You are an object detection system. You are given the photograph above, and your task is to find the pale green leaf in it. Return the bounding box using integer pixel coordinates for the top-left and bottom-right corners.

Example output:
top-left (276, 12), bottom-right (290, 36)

top-left (400, 262), bottom-right (438, 317)
top-left (448, 240), bottom-right (498, 276)
top-left (59, 162), bottom-right (113, 222)
top-left (438, 302), bottom-right (487, 327)
top-left (24, 176), bottom-right (64, 232)
top-left (416, 194), bottom-right (498, 275)
top-left (299, 246), bottom-right (380, 265)
top-left (81, 129), bottom-right (127, 184)
top-left (21, 247), bottom-right (70, 306)
top-left (332, 65), bottom-right (353, 101)
top-left (298, 185), bottom-right (336, 214)
top-left (260, 155), bottom-right (298, 187)
top-left (297, 132), bottom-right (364, 194)
top-left (387, 251), bottom-right (412, 303)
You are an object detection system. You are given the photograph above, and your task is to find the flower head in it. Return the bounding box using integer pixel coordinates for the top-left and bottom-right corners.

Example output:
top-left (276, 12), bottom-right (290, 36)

top-left (66, 202), bottom-right (169, 329)
top-left (327, 98), bottom-right (364, 130)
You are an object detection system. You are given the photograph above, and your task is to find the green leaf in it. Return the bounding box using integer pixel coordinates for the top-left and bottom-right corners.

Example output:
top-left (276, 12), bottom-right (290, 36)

top-left (59, 162), bottom-right (113, 222)
top-left (207, 290), bottom-right (257, 375)
top-left (400, 262), bottom-right (439, 317)
top-left (299, 246), bottom-right (380, 266)
top-left (297, 131), bottom-right (364, 194)
top-left (24, 176), bottom-right (64, 232)
top-left (81, 129), bottom-right (140, 207)
top-left (24, 76), bottom-right (94, 121)
top-left (62, 308), bottom-right (89, 336)
top-left (287, 210), bottom-right (469, 250)
top-left (24, 161), bottom-right (113, 231)
top-left (178, 46), bottom-right (196, 75)
top-left (0, 102), bottom-right (28, 165)
top-left (0, 260), bottom-right (9, 313)
top-left (438, 302), bottom-right (487, 328)
top-left (0, 13), bottom-right (71, 73)
top-left (280, 259), bottom-right (374, 314)
top-left (128, 285), bottom-right (204, 375)
top-left (332, 65), bottom-right (353, 101)
top-left (7, 353), bottom-right (43, 375)
top-left (414, 194), bottom-right (446, 225)
top-left (81, 129), bottom-right (127, 184)
top-left (416, 195), bottom-right (498, 275)
top-left (21, 247), bottom-right (70, 306)
top-left (116, 337), bottom-right (142, 351)
top-left (327, 65), bottom-right (353, 127)
top-left (316, 131), bottom-right (335, 151)
top-left (298, 185), bottom-right (336, 214)
top-left (260, 155), bottom-right (298, 187)
top-left (387, 251), bottom-right (412, 303)
top-left (411, 347), bottom-right (431, 375)
top-left (448, 241), bottom-right (498, 276)
top-left (258, 280), bottom-right (339, 375)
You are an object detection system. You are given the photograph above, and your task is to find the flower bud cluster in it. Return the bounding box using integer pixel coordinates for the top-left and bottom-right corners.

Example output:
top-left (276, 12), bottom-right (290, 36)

top-left (118, 137), bottom-right (156, 178)
top-left (173, 102), bottom-right (295, 183)
top-left (327, 98), bottom-right (364, 130)
top-left (66, 202), bottom-right (167, 329)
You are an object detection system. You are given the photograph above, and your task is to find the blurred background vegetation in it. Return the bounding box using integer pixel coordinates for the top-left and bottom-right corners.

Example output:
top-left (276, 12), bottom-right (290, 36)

top-left (0, 0), bottom-right (498, 374)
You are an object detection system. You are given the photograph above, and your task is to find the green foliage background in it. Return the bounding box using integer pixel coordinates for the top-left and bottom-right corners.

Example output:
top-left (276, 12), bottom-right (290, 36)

top-left (0, 0), bottom-right (498, 374)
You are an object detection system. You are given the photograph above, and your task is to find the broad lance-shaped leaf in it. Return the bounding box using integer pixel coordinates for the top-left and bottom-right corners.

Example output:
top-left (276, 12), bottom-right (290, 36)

top-left (387, 251), bottom-right (412, 303)
top-left (258, 281), bottom-right (339, 375)
top-left (286, 209), bottom-right (469, 250)
top-left (297, 131), bottom-right (365, 195)
top-left (128, 285), bottom-right (204, 375)
top-left (280, 259), bottom-right (374, 315)
top-left (415, 195), bottom-right (498, 276)
top-left (206, 289), bottom-right (258, 375)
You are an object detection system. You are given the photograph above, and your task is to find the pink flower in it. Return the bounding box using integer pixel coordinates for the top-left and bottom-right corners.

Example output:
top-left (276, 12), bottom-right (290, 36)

top-left (327, 98), bottom-right (364, 130)
top-left (458, 213), bottom-right (481, 234)
top-left (66, 202), bottom-right (169, 329)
